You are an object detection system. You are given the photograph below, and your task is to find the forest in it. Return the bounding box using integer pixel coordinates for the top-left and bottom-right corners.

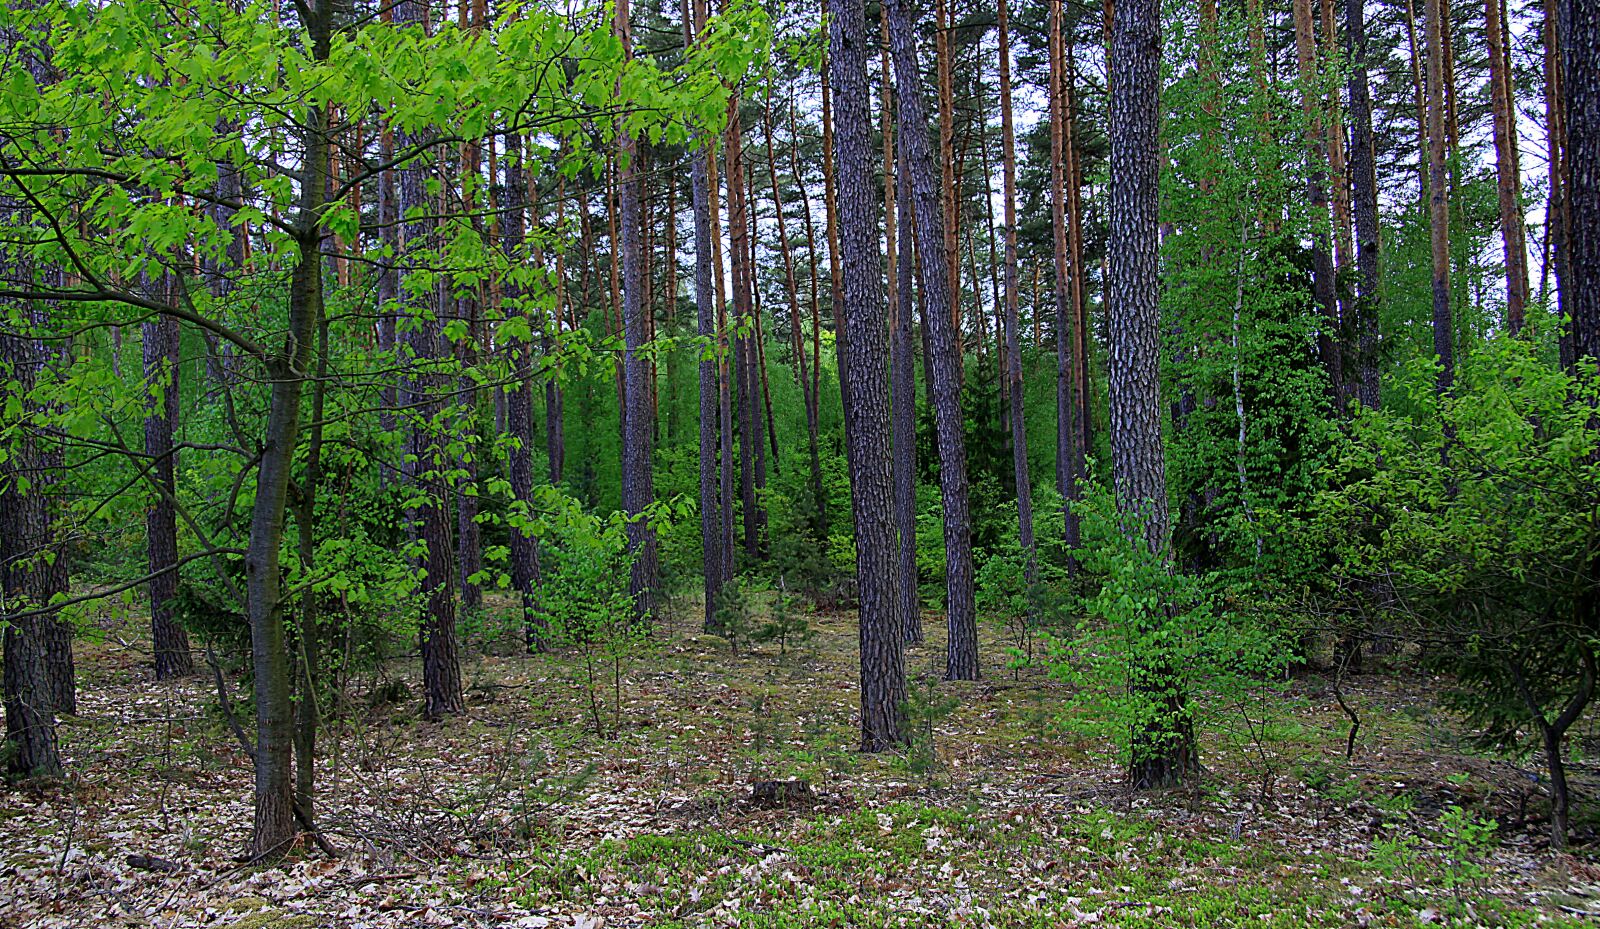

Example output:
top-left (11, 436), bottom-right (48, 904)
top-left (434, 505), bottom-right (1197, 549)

top-left (1, 0), bottom-right (1598, 923)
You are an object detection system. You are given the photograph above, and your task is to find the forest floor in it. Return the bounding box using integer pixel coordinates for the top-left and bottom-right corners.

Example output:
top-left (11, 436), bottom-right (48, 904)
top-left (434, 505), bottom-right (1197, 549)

top-left (5, 597), bottom-right (1600, 928)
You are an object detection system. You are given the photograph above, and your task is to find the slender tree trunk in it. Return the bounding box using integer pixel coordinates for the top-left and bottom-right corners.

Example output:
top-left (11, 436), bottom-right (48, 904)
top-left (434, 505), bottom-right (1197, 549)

top-left (832, 0), bottom-right (908, 750)
top-left (1425, 0), bottom-right (1455, 391)
top-left (765, 84), bottom-right (826, 537)
top-left (1107, 0), bottom-right (1198, 788)
top-left (143, 309), bottom-right (193, 679)
top-left (998, 0), bottom-right (1036, 596)
top-left (245, 21), bottom-right (331, 852)
top-left (548, 179), bottom-right (567, 484)
top-left (885, 0), bottom-right (980, 681)
top-left (1545, 0), bottom-right (1569, 360)
top-left (1050, 0), bottom-right (1084, 559)
top-left (1486, 0), bottom-right (1529, 334)
top-left (1346, 0), bottom-right (1383, 408)
top-left (1293, 0), bottom-right (1345, 401)
top-left (617, 0), bottom-right (657, 622)
top-left (726, 118), bottom-right (761, 563)
top-left (887, 37), bottom-right (922, 644)
top-left (1566, 0), bottom-right (1599, 370)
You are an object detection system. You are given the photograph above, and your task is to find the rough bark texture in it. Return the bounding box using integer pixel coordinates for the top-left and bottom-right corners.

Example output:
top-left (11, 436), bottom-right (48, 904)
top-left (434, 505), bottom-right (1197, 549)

top-left (143, 312), bottom-right (193, 680)
top-left (1, 324), bottom-right (63, 778)
top-left (1424, 0), bottom-right (1455, 392)
top-left (1107, 0), bottom-right (1199, 789)
top-left (1346, 0), bottom-right (1382, 408)
top-left (1565, 0), bottom-right (1599, 370)
top-left (884, 0), bottom-right (980, 681)
top-left (892, 80), bottom-right (923, 646)
top-left (830, 0), bottom-right (908, 751)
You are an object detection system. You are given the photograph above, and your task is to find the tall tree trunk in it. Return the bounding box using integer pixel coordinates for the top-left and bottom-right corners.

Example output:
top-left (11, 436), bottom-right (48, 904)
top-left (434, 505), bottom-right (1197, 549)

top-left (1425, 0), bottom-right (1455, 392)
top-left (833, 0), bottom-right (908, 750)
top-left (765, 83), bottom-right (826, 537)
top-left (1487, 0), bottom-right (1529, 334)
top-left (502, 138), bottom-right (547, 652)
top-left (1107, 0), bottom-right (1198, 788)
top-left (1545, 0), bottom-right (1569, 361)
top-left (548, 178), bottom-right (567, 484)
top-left (1346, 0), bottom-right (1383, 408)
top-left (1050, 0), bottom-right (1085, 560)
top-left (886, 34), bottom-right (922, 644)
top-left (935, 0), bottom-right (962, 355)
top-left (143, 309), bottom-right (193, 680)
top-left (244, 3), bottom-right (334, 851)
top-left (885, 0), bottom-right (980, 681)
top-left (726, 117), bottom-right (761, 563)
top-left (998, 0), bottom-right (1036, 596)
top-left (1293, 0), bottom-right (1345, 400)
top-left (689, 3), bottom-right (724, 629)
top-left (0, 319), bottom-right (63, 777)
top-left (617, 0), bottom-right (657, 622)
top-left (395, 0), bottom-right (464, 722)
top-left (1566, 0), bottom-right (1599, 370)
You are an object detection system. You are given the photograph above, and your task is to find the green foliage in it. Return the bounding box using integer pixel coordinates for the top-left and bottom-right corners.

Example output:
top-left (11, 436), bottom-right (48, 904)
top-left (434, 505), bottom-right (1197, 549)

top-left (1041, 485), bottom-right (1290, 770)
top-left (1311, 338), bottom-right (1600, 761)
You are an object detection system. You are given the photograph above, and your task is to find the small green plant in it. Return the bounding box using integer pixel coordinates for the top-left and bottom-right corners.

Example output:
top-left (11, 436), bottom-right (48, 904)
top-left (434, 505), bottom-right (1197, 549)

top-left (752, 584), bottom-right (816, 659)
top-left (711, 577), bottom-right (760, 655)
top-left (898, 674), bottom-right (959, 782)
top-left (1369, 827), bottom-right (1422, 883)
top-left (1437, 805), bottom-right (1497, 898)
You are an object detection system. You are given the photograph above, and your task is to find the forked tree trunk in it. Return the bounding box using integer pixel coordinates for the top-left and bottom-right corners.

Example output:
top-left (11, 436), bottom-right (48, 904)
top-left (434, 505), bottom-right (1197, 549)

top-left (884, 0), bottom-right (980, 681)
top-left (830, 0), bottom-right (908, 751)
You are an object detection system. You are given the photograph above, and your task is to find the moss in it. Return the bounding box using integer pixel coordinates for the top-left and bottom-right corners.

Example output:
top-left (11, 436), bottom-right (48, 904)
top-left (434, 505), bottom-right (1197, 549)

top-left (225, 906), bottom-right (318, 929)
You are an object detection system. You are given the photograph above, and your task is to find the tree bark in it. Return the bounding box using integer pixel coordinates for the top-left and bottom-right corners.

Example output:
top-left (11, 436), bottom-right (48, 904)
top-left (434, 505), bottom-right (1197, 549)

top-left (1050, 0), bottom-right (1085, 561)
top-left (142, 309), bottom-right (193, 680)
top-left (1487, 0), bottom-right (1530, 334)
top-left (884, 0), bottom-right (980, 681)
top-left (1565, 0), bottom-right (1599, 371)
top-left (886, 36), bottom-right (922, 645)
top-left (998, 0), bottom-right (1036, 598)
top-left (1425, 0), bottom-right (1455, 391)
top-left (617, 0), bottom-right (657, 622)
top-left (1346, 0), bottom-right (1382, 409)
top-left (830, 0), bottom-right (908, 751)
top-left (1107, 0), bottom-right (1199, 788)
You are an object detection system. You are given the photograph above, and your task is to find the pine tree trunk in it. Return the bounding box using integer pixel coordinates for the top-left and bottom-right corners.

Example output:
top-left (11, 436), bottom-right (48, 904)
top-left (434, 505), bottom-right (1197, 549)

top-left (1425, 0), bottom-right (1455, 391)
top-left (998, 0), bottom-right (1037, 596)
top-left (1346, 0), bottom-right (1383, 408)
top-left (831, 0), bottom-right (909, 751)
top-left (885, 0), bottom-right (980, 681)
top-left (143, 310), bottom-right (193, 680)
top-left (617, 0), bottom-right (657, 622)
top-left (886, 38), bottom-right (923, 645)
top-left (1107, 0), bottom-right (1199, 788)
top-left (1566, 0), bottom-right (1599, 370)
top-left (394, 0), bottom-right (463, 722)
top-left (1486, 0), bottom-right (1529, 334)
top-left (1050, 0), bottom-right (1085, 559)
top-left (1293, 0), bottom-right (1345, 401)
